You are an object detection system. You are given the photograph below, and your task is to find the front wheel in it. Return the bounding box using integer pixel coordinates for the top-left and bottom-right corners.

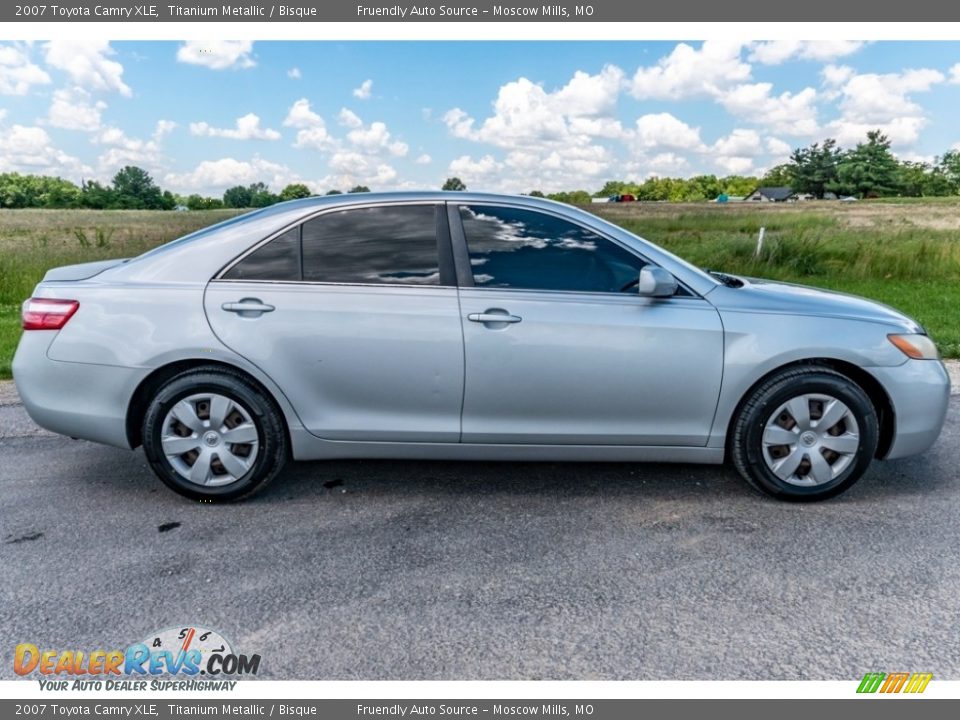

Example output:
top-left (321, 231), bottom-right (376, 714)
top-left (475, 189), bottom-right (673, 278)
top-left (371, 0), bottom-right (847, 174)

top-left (730, 366), bottom-right (879, 501)
top-left (142, 368), bottom-right (288, 501)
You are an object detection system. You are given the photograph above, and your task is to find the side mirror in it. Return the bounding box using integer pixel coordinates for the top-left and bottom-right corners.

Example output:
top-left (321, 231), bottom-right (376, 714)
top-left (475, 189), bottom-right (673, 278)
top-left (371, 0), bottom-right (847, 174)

top-left (637, 266), bottom-right (678, 298)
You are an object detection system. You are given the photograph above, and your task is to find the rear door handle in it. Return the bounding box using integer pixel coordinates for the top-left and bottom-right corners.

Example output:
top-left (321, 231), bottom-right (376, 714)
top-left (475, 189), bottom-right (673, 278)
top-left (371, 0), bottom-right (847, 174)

top-left (468, 310), bottom-right (522, 324)
top-left (221, 298), bottom-right (275, 316)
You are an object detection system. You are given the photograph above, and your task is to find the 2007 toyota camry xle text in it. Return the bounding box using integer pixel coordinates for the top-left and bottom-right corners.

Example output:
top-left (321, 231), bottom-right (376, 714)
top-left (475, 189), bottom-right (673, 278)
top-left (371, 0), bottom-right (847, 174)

top-left (12, 193), bottom-right (950, 502)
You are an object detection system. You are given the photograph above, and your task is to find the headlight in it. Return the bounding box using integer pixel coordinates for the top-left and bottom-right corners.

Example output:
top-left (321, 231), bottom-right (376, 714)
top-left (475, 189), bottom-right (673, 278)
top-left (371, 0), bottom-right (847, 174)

top-left (888, 334), bottom-right (940, 360)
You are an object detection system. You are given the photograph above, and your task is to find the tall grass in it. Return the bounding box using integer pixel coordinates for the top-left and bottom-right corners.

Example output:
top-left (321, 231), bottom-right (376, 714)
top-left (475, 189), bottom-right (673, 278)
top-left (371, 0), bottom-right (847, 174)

top-left (0, 209), bottom-right (244, 305)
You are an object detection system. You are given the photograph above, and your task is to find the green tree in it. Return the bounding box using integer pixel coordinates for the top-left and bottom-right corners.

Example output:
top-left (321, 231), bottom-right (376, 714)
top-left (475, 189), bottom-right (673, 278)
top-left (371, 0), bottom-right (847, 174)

top-left (223, 185), bottom-right (253, 208)
top-left (80, 180), bottom-right (114, 209)
top-left (111, 166), bottom-right (163, 209)
top-left (0, 173), bottom-right (82, 208)
top-left (348, 185), bottom-right (371, 193)
top-left (595, 180), bottom-right (633, 198)
top-left (789, 139), bottom-right (841, 198)
top-left (248, 182), bottom-right (278, 207)
top-left (280, 183), bottom-right (312, 201)
top-left (761, 164), bottom-right (794, 188)
top-left (546, 189), bottom-right (591, 205)
top-left (442, 177), bottom-right (466, 191)
top-left (720, 175), bottom-right (761, 197)
top-left (325, 189), bottom-right (343, 195)
top-left (832, 131), bottom-right (900, 198)
top-left (528, 190), bottom-right (545, 197)
top-left (938, 150), bottom-right (960, 193)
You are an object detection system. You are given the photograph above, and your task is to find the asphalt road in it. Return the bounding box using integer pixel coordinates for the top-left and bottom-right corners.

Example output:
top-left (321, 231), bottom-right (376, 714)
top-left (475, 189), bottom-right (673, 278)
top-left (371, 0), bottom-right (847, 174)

top-left (1, 388), bottom-right (959, 681)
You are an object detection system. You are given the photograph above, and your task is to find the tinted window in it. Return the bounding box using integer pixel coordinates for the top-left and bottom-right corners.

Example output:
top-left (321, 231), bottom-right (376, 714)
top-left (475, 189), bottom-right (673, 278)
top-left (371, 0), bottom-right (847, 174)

top-left (223, 227), bottom-right (300, 281)
top-left (302, 205), bottom-right (440, 285)
top-left (459, 205), bottom-right (646, 293)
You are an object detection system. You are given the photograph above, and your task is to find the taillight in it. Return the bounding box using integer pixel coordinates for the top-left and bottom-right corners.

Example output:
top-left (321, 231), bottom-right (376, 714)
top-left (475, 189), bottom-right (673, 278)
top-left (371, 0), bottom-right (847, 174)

top-left (22, 298), bottom-right (79, 330)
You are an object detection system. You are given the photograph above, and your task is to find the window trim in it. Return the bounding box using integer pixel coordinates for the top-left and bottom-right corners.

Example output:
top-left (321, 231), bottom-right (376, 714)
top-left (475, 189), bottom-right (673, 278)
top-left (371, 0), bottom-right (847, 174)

top-left (449, 201), bottom-right (700, 299)
top-left (213, 200), bottom-right (456, 289)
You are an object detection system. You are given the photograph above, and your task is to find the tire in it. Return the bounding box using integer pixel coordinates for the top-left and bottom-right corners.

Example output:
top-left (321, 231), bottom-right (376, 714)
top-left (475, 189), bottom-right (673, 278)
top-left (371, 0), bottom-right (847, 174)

top-left (730, 366), bottom-right (879, 502)
top-left (142, 367), bottom-right (288, 501)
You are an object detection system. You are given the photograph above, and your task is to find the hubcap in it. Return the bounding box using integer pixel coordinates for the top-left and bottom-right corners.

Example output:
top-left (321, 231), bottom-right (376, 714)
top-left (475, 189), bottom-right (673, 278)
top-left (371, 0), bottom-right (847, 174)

top-left (161, 393), bottom-right (260, 487)
top-left (761, 393), bottom-right (861, 487)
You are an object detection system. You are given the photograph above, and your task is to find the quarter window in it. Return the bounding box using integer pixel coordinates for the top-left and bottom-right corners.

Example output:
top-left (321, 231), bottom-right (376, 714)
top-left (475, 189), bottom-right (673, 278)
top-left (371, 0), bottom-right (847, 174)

top-left (222, 227), bottom-right (300, 281)
top-left (459, 205), bottom-right (646, 293)
top-left (302, 205), bottom-right (441, 285)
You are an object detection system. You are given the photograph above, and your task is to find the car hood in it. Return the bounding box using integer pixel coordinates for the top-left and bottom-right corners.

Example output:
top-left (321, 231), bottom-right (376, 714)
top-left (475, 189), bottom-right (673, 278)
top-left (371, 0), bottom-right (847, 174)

top-left (709, 276), bottom-right (923, 333)
top-left (42, 259), bottom-right (128, 282)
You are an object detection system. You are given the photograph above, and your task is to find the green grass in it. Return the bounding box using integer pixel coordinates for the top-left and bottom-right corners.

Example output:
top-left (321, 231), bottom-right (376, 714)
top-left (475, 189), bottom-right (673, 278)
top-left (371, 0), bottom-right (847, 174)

top-left (0, 307), bottom-right (20, 379)
top-left (0, 203), bottom-right (958, 380)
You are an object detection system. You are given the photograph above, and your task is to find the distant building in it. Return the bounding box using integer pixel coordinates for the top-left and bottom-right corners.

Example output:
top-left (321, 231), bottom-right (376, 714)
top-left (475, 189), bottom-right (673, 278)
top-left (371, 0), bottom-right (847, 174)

top-left (789, 192), bottom-right (815, 202)
top-left (746, 187), bottom-right (793, 202)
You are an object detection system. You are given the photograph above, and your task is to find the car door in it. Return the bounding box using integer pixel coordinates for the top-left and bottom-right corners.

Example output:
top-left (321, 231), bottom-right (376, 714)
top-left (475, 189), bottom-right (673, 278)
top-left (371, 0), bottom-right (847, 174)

top-left (205, 202), bottom-right (464, 442)
top-left (451, 202), bottom-right (724, 446)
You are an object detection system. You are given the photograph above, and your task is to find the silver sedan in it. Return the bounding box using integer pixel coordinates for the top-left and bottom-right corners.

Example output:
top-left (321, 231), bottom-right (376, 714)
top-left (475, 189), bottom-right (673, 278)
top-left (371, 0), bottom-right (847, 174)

top-left (12, 192), bottom-right (950, 501)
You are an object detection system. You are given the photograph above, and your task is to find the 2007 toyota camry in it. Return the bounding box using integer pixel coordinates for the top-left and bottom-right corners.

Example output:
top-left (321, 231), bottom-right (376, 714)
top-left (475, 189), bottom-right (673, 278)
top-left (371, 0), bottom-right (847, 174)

top-left (12, 192), bottom-right (950, 502)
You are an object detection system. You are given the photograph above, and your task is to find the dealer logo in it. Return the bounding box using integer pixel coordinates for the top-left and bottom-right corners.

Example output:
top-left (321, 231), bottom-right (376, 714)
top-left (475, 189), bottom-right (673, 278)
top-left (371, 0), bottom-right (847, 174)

top-left (14, 625), bottom-right (261, 685)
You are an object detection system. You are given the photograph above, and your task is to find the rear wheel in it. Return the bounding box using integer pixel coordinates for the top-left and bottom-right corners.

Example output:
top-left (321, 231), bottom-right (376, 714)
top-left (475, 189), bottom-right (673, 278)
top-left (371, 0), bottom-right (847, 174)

top-left (142, 368), bottom-right (288, 501)
top-left (731, 366), bottom-right (879, 501)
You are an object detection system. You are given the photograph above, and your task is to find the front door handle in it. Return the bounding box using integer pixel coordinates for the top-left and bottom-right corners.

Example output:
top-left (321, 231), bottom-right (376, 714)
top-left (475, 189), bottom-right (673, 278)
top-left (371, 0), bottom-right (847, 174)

top-left (221, 298), bottom-right (276, 316)
top-left (468, 309), bottom-right (522, 324)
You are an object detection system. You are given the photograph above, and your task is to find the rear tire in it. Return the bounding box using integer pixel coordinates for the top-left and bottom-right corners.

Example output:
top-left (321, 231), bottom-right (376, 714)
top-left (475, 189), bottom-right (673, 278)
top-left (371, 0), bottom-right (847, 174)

top-left (142, 367), bottom-right (288, 501)
top-left (730, 366), bottom-right (878, 502)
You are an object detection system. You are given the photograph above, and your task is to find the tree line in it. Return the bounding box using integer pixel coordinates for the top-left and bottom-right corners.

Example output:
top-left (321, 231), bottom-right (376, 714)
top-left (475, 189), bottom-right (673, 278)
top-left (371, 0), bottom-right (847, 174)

top-left (0, 166), bottom-right (375, 211)
top-left (584, 132), bottom-right (960, 202)
top-left (3, 132), bottom-right (960, 210)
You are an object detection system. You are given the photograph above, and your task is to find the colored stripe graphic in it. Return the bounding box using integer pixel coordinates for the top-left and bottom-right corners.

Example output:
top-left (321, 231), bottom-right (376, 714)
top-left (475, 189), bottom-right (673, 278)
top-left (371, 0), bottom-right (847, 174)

top-left (857, 672), bottom-right (932, 694)
top-left (857, 673), bottom-right (885, 693)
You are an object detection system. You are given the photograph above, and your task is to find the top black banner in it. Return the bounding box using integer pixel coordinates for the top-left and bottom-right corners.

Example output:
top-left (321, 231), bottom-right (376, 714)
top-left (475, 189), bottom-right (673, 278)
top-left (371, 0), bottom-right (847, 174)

top-left (3, 0), bottom-right (957, 22)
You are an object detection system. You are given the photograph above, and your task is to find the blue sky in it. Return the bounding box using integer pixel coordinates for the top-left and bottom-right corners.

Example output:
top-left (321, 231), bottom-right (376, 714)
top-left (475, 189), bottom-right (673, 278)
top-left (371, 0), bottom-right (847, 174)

top-left (1, 40), bottom-right (960, 195)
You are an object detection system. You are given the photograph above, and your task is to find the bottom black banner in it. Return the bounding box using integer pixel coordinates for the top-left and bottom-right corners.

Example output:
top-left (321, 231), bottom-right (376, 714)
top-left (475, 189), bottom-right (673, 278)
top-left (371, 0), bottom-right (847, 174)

top-left (2, 700), bottom-right (959, 720)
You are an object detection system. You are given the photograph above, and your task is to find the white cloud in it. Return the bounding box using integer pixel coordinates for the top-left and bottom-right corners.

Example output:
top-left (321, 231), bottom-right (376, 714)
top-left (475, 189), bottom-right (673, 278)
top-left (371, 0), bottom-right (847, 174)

top-left (415, 153), bottom-right (432, 165)
top-left (164, 157), bottom-right (297, 195)
top-left (292, 124), bottom-right (335, 151)
top-left (287, 67), bottom-right (301, 79)
top-left (553, 65), bottom-right (624, 116)
top-left (749, 41), bottom-right (864, 65)
top-left (338, 107), bottom-right (363, 129)
top-left (44, 40), bottom-right (130, 96)
top-left (449, 154), bottom-right (502, 182)
top-left (190, 113), bottom-right (281, 141)
top-left (153, 120), bottom-right (177, 140)
top-left (92, 122), bottom-right (175, 176)
top-left (712, 128), bottom-right (763, 157)
top-left (837, 69), bottom-right (944, 123)
top-left (714, 155), bottom-right (757, 175)
top-left (823, 67), bottom-right (944, 148)
top-left (283, 99), bottom-right (335, 151)
top-left (825, 116), bottom-right (929, 147)
top-left (0, 123), bottom-right (90, 178)
top-left (328, 151), bottom-right (397, 187)
top-left (822, 64), bottom-right (856, 88)
top-left (352, 79), bottom-right (373, 99)
top-left (0, 44), bottom-right (51, 95)
top-left (718, 83), bottom-right (819, 135)
top-left (766, 137), bottom-right (793, 157)
top-left (633, 113), bottom-right (705, 151)
top-left (444, 65), bottom-right (631, 151)
top-left (47, 87), bottom-right (106, 132)
top-left (284, 98), bottom-right (323, 128)
top-left (629, 41), bottom-right (750, 100)
top-left (338, 108), bottom-right (408, 156)
top-left (176, 41), bottom-right (255, 70)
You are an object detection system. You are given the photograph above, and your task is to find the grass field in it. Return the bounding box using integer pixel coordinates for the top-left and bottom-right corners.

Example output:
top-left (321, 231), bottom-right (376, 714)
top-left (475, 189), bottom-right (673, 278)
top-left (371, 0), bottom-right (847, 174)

top-left (1, 201), bottom-right (958, 379)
